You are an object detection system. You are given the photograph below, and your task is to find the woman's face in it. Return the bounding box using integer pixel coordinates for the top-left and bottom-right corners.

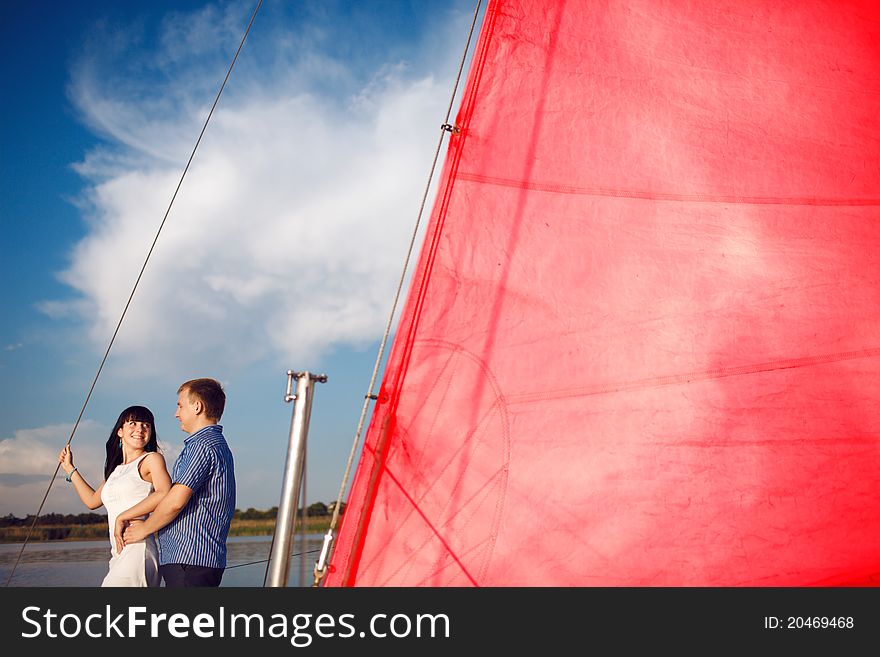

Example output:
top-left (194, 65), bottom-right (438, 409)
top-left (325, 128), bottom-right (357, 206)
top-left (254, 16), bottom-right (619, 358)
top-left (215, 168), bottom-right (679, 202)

top-left (117, 418), bottom-right (152, 451)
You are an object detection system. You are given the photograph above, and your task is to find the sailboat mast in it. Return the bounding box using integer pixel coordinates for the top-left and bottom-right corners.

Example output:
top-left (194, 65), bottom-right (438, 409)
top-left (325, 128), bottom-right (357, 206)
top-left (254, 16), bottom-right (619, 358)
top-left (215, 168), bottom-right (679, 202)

top-left (264, 371), bottom-right (326, 587)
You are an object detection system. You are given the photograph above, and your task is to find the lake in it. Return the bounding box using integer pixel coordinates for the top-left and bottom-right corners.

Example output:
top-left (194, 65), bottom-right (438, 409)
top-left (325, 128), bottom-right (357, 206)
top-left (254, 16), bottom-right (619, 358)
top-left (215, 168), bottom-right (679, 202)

top-left (0, 534), bottom-right (323, 587)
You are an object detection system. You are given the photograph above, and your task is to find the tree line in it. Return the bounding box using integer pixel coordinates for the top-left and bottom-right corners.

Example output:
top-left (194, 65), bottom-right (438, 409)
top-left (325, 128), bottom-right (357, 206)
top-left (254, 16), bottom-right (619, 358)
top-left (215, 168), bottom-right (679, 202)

top-left (233, 501), bottom-right (346, 520)
top-left (0, 502), bottom-right (346, 527)
top-left (0, 512), bottom-right (108, 527)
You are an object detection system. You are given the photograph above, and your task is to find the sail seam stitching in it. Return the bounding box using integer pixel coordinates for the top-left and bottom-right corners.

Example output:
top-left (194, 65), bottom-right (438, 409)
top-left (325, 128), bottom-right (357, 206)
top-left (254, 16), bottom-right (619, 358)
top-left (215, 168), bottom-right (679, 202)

top-left (457, 172), bottom-right (880, 206)
top-left (507, 347), bottom-right (880, 404)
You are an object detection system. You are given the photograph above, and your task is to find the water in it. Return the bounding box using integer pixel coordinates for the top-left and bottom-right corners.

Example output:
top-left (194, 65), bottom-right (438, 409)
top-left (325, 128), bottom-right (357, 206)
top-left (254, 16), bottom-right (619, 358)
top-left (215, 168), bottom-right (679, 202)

top-left (0, 534), bottom-right (323, 587)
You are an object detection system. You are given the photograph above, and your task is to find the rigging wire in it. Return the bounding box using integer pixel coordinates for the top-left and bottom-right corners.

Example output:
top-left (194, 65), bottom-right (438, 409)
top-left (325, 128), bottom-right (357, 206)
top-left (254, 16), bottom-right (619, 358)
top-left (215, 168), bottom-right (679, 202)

top-left (3, 0), bottom-right (264, 588)
top-left (228, 547), bottom-right (321, 572)
top-left (313, 0), bottom-right (486, 587)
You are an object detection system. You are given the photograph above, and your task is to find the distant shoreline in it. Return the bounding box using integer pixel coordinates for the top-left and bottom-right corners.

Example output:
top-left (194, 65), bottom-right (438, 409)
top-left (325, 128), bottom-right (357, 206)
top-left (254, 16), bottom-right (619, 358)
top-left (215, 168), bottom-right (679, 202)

top-left (0, 517), bottom-right (332, 544)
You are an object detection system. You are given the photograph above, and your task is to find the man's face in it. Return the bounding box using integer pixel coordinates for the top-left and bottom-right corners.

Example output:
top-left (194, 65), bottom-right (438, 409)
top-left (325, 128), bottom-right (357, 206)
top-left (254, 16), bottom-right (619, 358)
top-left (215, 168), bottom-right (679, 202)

top-left (175, 389), bottom-right (199, 433)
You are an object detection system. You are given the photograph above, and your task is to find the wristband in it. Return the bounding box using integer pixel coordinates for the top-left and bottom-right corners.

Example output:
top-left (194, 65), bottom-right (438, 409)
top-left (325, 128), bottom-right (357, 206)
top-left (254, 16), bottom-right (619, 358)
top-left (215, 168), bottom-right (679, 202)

top-left (65, 467), bottom-right (78, 483)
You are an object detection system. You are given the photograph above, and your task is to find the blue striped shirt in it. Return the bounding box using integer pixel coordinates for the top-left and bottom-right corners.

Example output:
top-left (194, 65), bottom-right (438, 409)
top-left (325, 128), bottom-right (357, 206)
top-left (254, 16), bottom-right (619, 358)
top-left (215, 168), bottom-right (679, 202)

top-left (158, 425), bottom-right (236, 568)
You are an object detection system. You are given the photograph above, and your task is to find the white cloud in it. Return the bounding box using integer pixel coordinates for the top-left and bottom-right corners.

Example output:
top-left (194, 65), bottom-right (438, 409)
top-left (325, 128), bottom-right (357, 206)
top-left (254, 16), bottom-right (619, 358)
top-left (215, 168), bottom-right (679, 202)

top-left (50, 4), bottom-right (468, 375)
top-left (156, 439), bottom-right (182, 475)
top-left (0, 422), bottom-right (105, 516)
top-left (0, 422), bottom-right (104, 476)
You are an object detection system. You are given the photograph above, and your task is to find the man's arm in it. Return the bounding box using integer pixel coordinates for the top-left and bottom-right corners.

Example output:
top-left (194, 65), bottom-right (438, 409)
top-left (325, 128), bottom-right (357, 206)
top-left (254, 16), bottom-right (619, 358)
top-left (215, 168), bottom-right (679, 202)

top-left (122, 483), bottom-right (193, 544)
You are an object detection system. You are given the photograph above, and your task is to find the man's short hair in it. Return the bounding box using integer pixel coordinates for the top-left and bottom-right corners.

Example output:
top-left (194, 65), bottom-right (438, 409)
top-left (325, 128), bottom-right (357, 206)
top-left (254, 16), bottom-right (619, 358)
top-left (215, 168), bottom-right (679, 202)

top-left (179, 378), bottom-right (226, 421)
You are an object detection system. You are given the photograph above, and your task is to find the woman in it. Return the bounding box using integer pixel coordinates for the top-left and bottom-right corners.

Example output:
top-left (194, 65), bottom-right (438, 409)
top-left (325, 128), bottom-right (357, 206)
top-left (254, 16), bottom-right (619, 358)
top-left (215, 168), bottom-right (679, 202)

top-left (58, 405), bottom-right (171, 587)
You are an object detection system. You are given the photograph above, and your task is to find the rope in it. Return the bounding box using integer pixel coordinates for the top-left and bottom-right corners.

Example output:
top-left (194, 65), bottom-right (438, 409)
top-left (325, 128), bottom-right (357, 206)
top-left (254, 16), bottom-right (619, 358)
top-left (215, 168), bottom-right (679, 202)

top-left (3, 0), bottom-right (264, 588)
top-left (228, 547), bottom-right (321, 571)
top-left (313, 0), bottom-right (485, 586)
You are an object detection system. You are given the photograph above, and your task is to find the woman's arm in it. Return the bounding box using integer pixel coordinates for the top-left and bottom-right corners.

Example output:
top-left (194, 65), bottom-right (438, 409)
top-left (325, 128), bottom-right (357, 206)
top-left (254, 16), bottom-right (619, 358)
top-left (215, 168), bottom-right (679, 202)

top-left (114, 453), bottom-right (172, 550)
top-left (58, 444), bottom-right (104, 510)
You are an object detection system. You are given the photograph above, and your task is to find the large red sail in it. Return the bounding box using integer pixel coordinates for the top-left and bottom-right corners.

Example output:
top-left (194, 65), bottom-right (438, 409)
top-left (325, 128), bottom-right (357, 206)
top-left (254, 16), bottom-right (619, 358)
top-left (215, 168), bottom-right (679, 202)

top-left (326, 0), bottom-right (880, 586)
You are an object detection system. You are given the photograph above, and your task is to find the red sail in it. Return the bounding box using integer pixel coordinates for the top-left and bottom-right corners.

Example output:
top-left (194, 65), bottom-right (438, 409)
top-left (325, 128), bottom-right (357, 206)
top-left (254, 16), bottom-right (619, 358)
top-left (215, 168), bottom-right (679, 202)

top-left (326, 0), bottom-right (880, 586)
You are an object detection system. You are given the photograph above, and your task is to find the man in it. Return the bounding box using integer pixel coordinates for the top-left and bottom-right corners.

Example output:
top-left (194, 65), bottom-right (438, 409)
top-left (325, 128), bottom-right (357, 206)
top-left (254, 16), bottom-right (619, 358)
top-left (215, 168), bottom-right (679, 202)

top-left (121, 378), bottom-right (236, 587)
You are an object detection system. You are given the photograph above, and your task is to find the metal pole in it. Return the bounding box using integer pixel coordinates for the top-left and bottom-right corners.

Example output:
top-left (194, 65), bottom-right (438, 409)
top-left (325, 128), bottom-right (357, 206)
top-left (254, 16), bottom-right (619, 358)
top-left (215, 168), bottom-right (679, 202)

top-left (264, 370), bottom-right (326, 587)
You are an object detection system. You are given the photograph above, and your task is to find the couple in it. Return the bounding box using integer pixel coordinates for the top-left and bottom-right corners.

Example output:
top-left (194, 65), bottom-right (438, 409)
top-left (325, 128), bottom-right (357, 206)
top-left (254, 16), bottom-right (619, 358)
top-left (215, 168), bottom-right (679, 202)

top-left (59, 378), bottom-right (235, 587)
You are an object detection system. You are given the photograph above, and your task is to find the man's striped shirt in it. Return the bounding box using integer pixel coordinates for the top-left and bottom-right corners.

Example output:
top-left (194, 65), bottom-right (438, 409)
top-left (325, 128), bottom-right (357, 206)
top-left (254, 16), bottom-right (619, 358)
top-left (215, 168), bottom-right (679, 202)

top-left (158, 424), bottom-right (235, 568)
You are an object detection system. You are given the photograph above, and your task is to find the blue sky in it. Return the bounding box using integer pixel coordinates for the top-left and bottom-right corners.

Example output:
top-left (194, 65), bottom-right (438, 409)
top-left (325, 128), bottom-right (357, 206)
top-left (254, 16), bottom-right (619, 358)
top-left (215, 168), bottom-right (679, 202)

top-left (0, 0), bottom-right (479, 516)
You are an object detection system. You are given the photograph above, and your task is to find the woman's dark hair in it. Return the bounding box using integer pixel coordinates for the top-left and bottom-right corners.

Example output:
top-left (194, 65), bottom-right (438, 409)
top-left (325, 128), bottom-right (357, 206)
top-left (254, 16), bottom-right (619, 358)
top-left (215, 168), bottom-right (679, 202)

top-left (104, 405), bottom-right (159, 480)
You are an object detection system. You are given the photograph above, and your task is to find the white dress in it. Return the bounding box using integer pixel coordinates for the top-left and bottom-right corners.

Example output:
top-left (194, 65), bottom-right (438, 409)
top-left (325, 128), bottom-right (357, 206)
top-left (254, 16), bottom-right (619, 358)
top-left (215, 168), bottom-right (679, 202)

top-left (99, 453), bottom-right (160, 587)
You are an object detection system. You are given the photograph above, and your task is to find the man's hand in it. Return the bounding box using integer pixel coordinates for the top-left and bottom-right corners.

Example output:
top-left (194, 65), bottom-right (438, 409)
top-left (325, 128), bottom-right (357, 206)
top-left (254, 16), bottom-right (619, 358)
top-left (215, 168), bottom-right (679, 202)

top-left (122, 519), bottom-right (146, 545)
